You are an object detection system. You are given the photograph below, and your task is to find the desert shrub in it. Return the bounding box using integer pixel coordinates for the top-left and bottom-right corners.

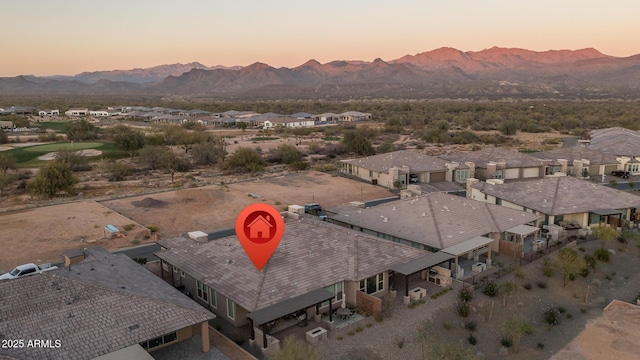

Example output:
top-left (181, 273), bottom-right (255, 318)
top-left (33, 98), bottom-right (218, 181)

top-left (580, 266), bottom-right (590, 277)
top-left (374, 313), bottom-right (383, 322)
top-left (543, 307), bottom-right (559, 326)
top-left (594, 248), bottom-right (610, 262)
top-left (464, 320), bottom-right (477, 332)
top-left (457, 301), bottom-right (470, 317)
top-left (569, 273), bottom-right (576, 281)
top-left (537, 342), bottom-right (545, 349)
top-left (467, 334), bottom-right (477, 345)
top-left (580, 308), bottom-right (587, 314)
top-left (396, 337), bottom-right (404, 348)
top-left (366, 323), bottom-right (372, 328)
top-left (501, 336), bottom-right (513, 348)
top-left (523, 283), bottom-right (532, 290)
top-left (458, 287), bottom-right (473, 303)
top-left (442, 321), bottom-right (453, 330)
top-left (558, 306), bottom-right (566, 313)
top-left (536, 281), bottom-right (547, 289)
top-left (482, 281), bottom-right (499, 297)
top-left (348, 331), bottom-right (354, 336)
top-left (584, 254), bottom-right (596, 269)
top-left (356, 326), bottom-right (363, 333)
top-left (566, 313), bottom-right (573, 319)
top-left (122, 224), bottom-right (134, 231)
top-left (146, 224), bottom-right (159, 233)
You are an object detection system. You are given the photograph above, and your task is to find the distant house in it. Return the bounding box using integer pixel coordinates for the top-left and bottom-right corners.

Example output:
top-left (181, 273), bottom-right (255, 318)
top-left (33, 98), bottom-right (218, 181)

top-left (339, 111), bottom-right (372, 122)
top-left (587, 127), bottom-right (640, 157)
top-left (89, 109), bottom-right (110, 117)
top-left (440, 148), bottom-right (545, 181)
top-left (155, 217), bottom-right (426, 353)
top-left (314, 112), bottom-right (340, 123)
top-left (64, 108), bottom-right (89, 116)
top-left (38, 109), bottom-right (59, 116)
top-left (468, 176), bottom-right (640, 230)
top-left (340, 150), bottom-right (454, 189)
top-left (263, 116), bottom-right (315, 129)
top-left (0, 120), bottom-right (13, 129)
top-left (0, 248), bottom-right (215, 359)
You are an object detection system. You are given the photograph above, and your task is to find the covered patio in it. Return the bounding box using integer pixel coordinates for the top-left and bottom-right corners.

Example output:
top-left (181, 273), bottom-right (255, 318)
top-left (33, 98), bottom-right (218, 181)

top-left (391, 251), bottom-right (455, 303)
top-left (442, 236), bottom-right (495, 279)
top-left (502, 224), bottom-right (540, 257)
top-left (247, 288), bottom-right (335, 352)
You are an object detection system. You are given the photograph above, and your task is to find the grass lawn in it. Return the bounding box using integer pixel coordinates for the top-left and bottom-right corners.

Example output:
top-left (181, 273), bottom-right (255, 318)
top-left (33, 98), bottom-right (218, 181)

top-left (7, 142), bottom-right (128, 167)
top-left (35, 121), bottom-right (71, 133)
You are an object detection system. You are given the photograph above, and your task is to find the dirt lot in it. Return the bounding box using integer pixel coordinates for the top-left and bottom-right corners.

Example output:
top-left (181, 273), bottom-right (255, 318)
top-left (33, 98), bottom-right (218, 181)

top-left (0, 171), bottom-right (392, 271)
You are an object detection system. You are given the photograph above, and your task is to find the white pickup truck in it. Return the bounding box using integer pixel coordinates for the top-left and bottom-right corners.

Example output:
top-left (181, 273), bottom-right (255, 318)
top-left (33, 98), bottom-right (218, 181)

top-left (0, 263), bottom-right (58, 280)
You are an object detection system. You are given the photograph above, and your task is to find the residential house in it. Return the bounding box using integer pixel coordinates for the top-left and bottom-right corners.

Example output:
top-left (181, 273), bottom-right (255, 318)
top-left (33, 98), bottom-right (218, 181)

top-left (0, 248), bottom-right (215, 360)
top-left (154, 217), bottom-right (426, 351)
top-left (314, 112), bottom-right (340, 123)
top-left (339, 111), bottom-right (372, 122)
top-left (340, 150), bottom-right (456, 189)
top-left (64, 108), bottom-right (89, 116)
top-left (440, 148), bottom-right (545, 181)
top-left (289, 112), bottom-right (314, 119)
top-left (468, 176), bottom-right (640, 230)
top-left (327, 192), bottom-right (540, 265)
top-left (587, 127), bottom-right (640, 157)
top-left (89, 109), bottom-right (110, 117)
top-left (38, 109), bottom-right (60, 116)
top-left (263, 116), bottom-right (315, 129)
top-left (534, 146), bottom-right (624, 177)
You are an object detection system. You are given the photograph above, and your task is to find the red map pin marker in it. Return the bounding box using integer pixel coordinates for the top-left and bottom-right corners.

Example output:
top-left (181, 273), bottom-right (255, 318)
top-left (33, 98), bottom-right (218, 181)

top-left (235, 203), bottom-right (285, 271)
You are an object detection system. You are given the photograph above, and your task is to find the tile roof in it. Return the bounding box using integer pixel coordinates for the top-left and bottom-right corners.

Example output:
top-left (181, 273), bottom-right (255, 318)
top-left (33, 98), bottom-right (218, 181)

top-left (328, 193), bottom-right (539, 249)
top-left (341, 150), bottom-right (449, 173)
top-left (472, 176), bottom-right (640, 216)
top-left (440, 148), bottom-right (545, 168)
top-left (588, 127), bottom-right (640, 156)
top-left (155, 218), bottom-right (426, 313)
top-left (0, 249), bottom-right (213, 360)
top-left (534, 146), bottom-right (620, 166)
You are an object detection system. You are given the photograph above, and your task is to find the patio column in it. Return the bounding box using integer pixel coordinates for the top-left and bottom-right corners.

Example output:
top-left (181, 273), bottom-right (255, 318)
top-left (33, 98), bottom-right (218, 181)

top-left (262, 323), bottom-right (268, 349)
top-left (404, 274), bottom-right (409, 297)
top-left (159, 259), bottom-right (164, 279)
top-left (200, 321), bottom-right (210, 353)
top-left (250, 320), bottom-right (255, 341)
top-left (316, 303), bottom-right (320, 316)
top-left (329, 300), bottom-right (333, 322)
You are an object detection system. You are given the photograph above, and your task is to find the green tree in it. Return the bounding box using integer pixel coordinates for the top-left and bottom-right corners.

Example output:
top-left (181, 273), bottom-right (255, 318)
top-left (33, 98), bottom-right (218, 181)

top-left (191, 139), bottom-right (227, 166)
top-left (342, 129), bottom-right (375, 156)
top-left (0, 153), bottom-right (17, 174)
top-left (555, 247), bottom-right (587, 287)
top-left (66, 119), bottom-right (97, 141)
top-left (272, 144), bottom-right (302, 164)
top-left (55, 149), bottom-right (90, 171)
top-left (499, 280), bottom-right (516, 307)
top-left (237, 121), bottom-right (248, 132)
top-left (138, 145), bottom-right (168, 170)
top-left (0, 173), bottom-right (17, 195)
top-left (503, 316), bottom-right (536, 353)
top-left (270, 335), bottom-right (320, 360)
top-left (0, 129), bottom-right (8, 144)
top-left (221, 147), bottom-right (265, 173)
top-left (591, 223), bottom-right (620, 248)
top-left (498, 120), bottom-right (518, 136)
top-left (113, 127), bottom-right (145, 157)
top-left (621, 229), bottom-right (640, 250)
top-left (27, 160), bottom-right (78, 198)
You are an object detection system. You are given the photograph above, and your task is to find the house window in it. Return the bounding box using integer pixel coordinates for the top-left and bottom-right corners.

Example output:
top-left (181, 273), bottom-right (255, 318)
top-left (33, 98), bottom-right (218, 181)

top-left (496, 198), bottom-right (502, 205)
top-left (455, 169), bottom-right (468, 182)
top-left (628, 164), bottom-right (639, 172)
top-left (359, 273), bottom-right (384, 295)
top-left (210, 289), bottom-right (217, 309)
top-left (369, 170), bottom-right (373, 177)
top-left (181, 271), bottom-right (185, 278)
top-left (322, 282), bottom-right (344, 306)
top-left (494, 170), bottom-right (503, 179)
top-left (197, 280), bottom-right (209, 302)
top-left (227, 299), bottom-right (235, 320)
top-left (140, 331), bottom-right (178, 350)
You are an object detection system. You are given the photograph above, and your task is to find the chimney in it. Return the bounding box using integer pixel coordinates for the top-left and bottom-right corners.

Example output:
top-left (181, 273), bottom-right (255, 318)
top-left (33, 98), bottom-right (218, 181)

top-left (188, 231), bottom-right (208, 242)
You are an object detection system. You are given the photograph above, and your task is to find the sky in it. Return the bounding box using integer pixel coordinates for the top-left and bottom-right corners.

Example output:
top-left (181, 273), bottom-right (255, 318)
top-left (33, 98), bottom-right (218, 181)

top-left (3, 0), bottom-right (640, 77)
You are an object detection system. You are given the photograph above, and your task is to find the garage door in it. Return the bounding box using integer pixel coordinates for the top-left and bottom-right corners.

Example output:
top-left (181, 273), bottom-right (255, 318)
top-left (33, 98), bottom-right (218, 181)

top-left (589, 166), bottom-right (599, 176)
top-left (504, 168), bottom-right (519, 179)
top-left (604, 165), bottom-right (618, 174)
top-left (522, 167), bottom-right (540, 178)
top-left (430, 171), bottom-right (446, 183)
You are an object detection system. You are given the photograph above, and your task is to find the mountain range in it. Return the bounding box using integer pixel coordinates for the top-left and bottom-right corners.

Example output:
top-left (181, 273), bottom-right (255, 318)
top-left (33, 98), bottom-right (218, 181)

top-left (2, 47), bottom-right (640, 99)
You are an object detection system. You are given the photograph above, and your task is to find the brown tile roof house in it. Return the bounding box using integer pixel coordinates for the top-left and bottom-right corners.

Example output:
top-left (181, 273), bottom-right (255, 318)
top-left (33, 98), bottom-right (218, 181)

top-left (340, 150), bottom-right (451, 188)
top-left (0, 248), bottom-right (214, 360)
top-left (470, 176), bottom-right (640, 216)
top-left (588, 127), bottom-right (640, 156)
top-left (440, 147), bottom-right (545, 181)
top-left (155, 218), bottom-right (426, 323)
top-left (328, 192), bottom-right (540, 252)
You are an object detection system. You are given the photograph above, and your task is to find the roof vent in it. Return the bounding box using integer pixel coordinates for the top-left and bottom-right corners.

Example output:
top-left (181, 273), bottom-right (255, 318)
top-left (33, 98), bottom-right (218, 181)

top-left (225, 259), bottom-right (232, 264)
top-left (421, 212), bottom-right (426, 216)
top-left (392, 207), bottom-right (396, 211)
top-left (188, 231), bottom-right (208, 242)
top-left (383, 217), bottom-right (388, 222)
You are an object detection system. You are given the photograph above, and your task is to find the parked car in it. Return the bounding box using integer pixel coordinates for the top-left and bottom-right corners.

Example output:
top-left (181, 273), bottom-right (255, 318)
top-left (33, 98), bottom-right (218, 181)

top-left (409, 174), bottom-right (419, 183)
top-left (0, 263), bottom-right (58, 280)
top-left (611, 170), bottom-right (630, 179)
